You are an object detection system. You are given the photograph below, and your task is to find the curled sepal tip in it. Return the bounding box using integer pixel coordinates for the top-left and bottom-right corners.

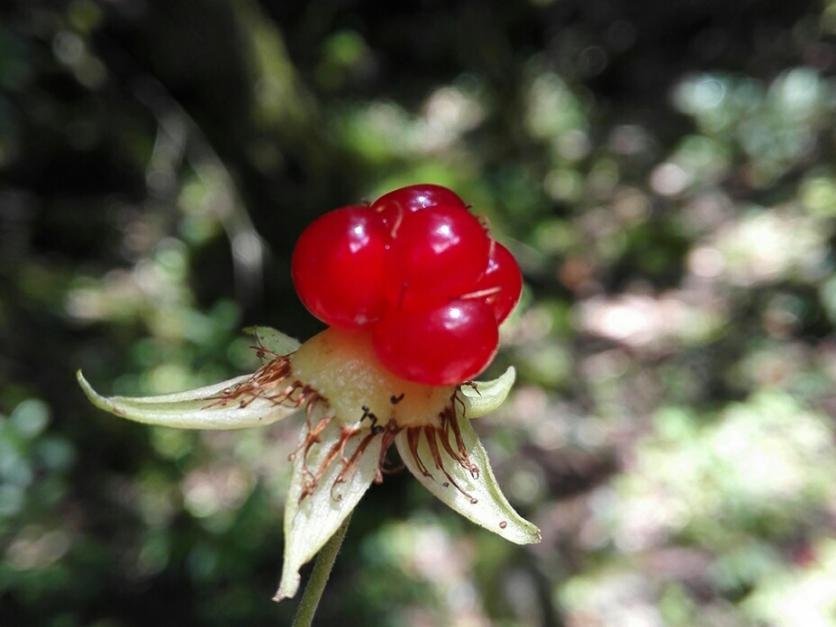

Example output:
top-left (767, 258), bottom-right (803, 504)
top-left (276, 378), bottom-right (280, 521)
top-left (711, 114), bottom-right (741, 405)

top-left (395, 408), bottom-right (540, 545)
top-left (274, 410), bottom-right (382, 601)
top-left (76, 370), bottom-right (300, 430)
top-left (461, 366), bottom-right (516, 419)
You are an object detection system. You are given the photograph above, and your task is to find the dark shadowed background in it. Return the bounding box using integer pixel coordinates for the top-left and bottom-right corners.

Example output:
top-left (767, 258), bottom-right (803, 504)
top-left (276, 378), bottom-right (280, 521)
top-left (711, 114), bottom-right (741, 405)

top-left (2, 1), bottom-right (836, 625)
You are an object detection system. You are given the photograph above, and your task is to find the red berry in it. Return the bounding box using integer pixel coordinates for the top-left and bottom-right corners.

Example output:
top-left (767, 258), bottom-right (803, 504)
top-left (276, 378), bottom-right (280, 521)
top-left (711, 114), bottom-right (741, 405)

top-left (373, 299), bottom-right (499, 385)
top-left (471, 242), bottom-right (523, 322)
top-left (372, 184), bottom-right (467, 235)
top-left (388, 205), bottom-right (491, 308)
top-left (291, 205), bottom-right (389, 329)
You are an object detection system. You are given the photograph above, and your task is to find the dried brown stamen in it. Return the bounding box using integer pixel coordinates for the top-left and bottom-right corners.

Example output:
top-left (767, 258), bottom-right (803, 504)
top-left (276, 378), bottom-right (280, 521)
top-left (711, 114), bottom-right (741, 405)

top-left (204, 357), bottom-right (306, 410)
top-left (452, 389), bottom-right (468, 418)
top-left (441, 403), bottom-right (479, 479)
top-left (422, 426), bottom-right (478, 504)
top-left (332, 430), bottom-right (380, 499)
top-left (437, 421), bottom-right (470, 469)
top-left (406, 427), bottom-right (433, 477)
top-left (378, 422), bottom-right (401, 468)
top-left (288, 412), bottom-right (332, 462)
top-left (464, 381), bottom-right (481, 395)
top-left (300, 425), bottom-right (360, 500)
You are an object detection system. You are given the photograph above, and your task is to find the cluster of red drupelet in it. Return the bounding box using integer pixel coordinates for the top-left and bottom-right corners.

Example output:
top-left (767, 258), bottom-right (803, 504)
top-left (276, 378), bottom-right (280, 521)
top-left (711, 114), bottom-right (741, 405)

top-left (291, 184), bottom-right (522, 385)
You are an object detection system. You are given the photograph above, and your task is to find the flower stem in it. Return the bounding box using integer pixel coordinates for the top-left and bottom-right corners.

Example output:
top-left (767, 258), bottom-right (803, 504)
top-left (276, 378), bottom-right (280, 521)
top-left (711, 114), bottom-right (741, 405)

top-left (291, 512), bottom-right (352, 627)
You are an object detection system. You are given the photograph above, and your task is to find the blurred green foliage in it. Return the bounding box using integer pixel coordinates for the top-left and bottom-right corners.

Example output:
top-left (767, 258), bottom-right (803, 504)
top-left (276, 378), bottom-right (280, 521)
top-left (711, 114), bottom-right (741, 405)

top-left (1, 0), bottom-right (835, 625)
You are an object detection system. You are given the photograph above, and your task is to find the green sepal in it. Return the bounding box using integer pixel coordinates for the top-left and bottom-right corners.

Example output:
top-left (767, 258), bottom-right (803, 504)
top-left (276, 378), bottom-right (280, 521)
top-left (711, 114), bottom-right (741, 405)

top-left (77, 370), bottom-right (300, 430)
top-left (395, 409), bottom-right (540, 545)
top-left (243, 326), bottom-right (301, 356)
top-left (461, 366), bottom-right (516, 419)
top-left (274, 412), bottom-right (382, 600)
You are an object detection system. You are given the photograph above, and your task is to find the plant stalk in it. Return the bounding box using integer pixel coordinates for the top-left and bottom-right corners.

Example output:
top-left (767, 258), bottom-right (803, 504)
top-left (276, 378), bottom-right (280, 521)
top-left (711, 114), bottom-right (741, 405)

top-left (291, 513), bottom-right (352, 627)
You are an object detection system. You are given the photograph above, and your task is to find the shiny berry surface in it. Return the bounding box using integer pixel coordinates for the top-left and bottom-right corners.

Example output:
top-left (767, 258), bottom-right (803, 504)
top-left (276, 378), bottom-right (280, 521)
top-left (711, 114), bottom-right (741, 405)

top-left (371, 183), bottom-right (467, 234)
top-left (291, 184), bottom-right (523, 386)
top-left (388, 205), bottom-right (490, 307)
top-left (471, 242), bottom-right (523, 322)
top-left (372, 299), bottom-right (499, 385)
top-left (291, 205), bottom-right (389, 329)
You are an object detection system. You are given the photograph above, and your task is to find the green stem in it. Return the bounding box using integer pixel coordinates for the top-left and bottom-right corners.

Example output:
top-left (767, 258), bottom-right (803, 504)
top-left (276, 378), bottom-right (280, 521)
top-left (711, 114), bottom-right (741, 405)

top-left (291, 513), bottom-right (352, 627)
